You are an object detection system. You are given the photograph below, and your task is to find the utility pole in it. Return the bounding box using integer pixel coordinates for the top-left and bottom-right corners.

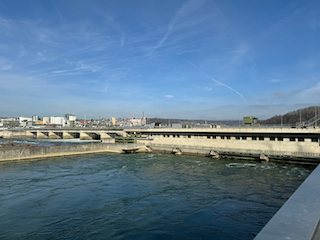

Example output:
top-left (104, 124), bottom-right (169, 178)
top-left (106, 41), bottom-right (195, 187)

top-left (300, 109), bottom-right (302, 126)
top-left (315, 106), bottom-right (318, 127)
top-left (281, 114), bottom-right (283, 129)
top-left (84, 114), bottom-right (86, 128)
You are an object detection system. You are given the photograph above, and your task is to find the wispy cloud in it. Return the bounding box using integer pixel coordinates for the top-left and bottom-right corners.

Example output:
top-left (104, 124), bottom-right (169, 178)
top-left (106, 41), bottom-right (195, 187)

top-left (0, 57), bottom-right (12, 70)
top-left (269, 79), bottom-right (284, 83)
top-left (205, 87), bottom-right (212, 92)
top-left (150, 0), bottom-right (206, 53)
top-left (165, 95), bottom-right (173, 98)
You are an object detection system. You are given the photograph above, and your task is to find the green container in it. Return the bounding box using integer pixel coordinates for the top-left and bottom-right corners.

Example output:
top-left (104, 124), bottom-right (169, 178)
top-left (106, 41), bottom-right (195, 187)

top-left (115, 136), bottom-right (137, 144)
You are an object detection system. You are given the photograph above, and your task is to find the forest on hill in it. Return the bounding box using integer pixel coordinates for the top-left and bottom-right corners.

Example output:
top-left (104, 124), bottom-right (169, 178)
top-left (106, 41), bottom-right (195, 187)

top-left (261, 106), bottom-right (320, 125)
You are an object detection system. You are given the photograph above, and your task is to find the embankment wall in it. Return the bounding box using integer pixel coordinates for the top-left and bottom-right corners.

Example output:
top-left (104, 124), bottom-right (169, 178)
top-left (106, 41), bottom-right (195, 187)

top-left (0, 143), bottom-right (144, 162)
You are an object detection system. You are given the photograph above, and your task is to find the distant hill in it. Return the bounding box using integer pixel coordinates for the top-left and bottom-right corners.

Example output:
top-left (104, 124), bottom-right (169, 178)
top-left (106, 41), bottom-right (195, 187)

top-left (261, 106), bottom-right (320, 125)
top-left (146, 118), bottom-right (239, 126)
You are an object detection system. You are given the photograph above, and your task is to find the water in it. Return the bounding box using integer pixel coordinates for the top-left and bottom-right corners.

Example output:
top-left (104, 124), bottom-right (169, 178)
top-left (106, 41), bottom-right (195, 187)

top-left (0, 139), bottom-right (100, 147)
top-left (0, 153), bottom-right (314, 239)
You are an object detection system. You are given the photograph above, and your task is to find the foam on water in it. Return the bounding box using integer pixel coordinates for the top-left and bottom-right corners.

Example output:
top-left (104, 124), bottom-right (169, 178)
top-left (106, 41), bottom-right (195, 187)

top-left (226, 163), bottom-right (257, 168)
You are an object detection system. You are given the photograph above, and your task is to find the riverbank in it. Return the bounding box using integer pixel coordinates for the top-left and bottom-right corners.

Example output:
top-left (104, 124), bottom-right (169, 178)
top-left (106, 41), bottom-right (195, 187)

top-left (0, 143), bottom-right (150, 162)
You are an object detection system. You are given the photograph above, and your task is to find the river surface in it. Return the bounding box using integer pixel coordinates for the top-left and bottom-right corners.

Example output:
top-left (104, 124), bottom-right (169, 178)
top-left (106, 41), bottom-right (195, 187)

top-left (0, 138), bottom-right (100, 147)
top-left (0, 153), bottom-right (314, 239)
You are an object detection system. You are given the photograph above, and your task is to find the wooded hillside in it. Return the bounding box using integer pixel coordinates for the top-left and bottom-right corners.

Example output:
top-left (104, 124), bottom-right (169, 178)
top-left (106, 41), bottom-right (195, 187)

top-left (261, 106), bottom-right (320, 125)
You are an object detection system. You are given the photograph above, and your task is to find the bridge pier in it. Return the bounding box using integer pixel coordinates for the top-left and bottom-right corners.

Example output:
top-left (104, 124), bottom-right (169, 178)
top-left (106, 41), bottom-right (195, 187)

top-left (80, 132), bottom-right (92, 140)
top-left (49, 132), bottom-right (61, 139)
top-left (38, 132), bottom-right (49, 139)
top-left (100, 132), bottom-right (112, 140)
top-left (63, 132), bottom-right (74, 139)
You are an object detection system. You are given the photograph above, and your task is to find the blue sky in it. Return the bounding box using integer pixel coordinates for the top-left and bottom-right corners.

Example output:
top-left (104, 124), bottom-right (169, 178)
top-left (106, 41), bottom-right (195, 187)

top-left (0, 0), bottom-right (320, 120)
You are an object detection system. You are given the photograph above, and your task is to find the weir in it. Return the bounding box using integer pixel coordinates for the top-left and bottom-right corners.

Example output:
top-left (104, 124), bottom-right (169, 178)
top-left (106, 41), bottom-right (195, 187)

top-left (128, 127), bottom-right (320, 164)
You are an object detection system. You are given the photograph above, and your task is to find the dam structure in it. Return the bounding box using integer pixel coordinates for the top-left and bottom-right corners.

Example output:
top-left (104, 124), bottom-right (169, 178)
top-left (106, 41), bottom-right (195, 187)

top-left (1, 126), bottom-right (320, 163)
top-left (127, 127), bottom-right (320, 163)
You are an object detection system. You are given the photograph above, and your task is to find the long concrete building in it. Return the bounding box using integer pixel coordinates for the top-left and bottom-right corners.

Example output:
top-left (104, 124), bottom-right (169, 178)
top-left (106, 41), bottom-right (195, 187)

top-left (129, 127), bottom-right (320, 163)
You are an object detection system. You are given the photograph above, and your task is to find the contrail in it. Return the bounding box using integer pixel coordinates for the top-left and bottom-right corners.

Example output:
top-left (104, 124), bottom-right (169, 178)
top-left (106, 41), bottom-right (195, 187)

top-left (151, 0), bottom-right (206, 53)
top-left (184, 59), bottom-right (197, 68)
top-left (291, 2), bottom-right (320, 37)
top-left (185, 59), bottom-right (247, 102)
top-left (206, 76), bottom-right (247, 102)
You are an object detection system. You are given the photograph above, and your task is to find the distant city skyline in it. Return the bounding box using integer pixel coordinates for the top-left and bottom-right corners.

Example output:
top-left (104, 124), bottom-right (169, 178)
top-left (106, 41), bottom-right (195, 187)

top-left (0, 0), bottom-right (320, 120)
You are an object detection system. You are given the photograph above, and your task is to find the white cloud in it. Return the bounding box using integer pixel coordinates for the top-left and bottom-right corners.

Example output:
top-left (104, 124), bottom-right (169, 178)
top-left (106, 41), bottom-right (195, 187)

top-left (205, 87), bottom-right (212, 92)
top-left (269, 79), bottom-right (283, 83)
top-left (0, 57), bottom-right (12, 70)
top-left (1, 64), bottom-right (12, 70)
top-left (165, 95), bottom-right (173, 98)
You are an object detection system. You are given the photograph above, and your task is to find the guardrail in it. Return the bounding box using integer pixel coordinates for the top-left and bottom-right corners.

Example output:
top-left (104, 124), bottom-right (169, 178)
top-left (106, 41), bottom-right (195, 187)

top-left (254, 164), bottom-right (320, 240)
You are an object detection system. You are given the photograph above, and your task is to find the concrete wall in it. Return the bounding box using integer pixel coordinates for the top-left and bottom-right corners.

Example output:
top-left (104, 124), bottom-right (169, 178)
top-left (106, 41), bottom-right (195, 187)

top-left (147, 133), bottom-right (320, 159)
top-left (0, 130), bottom-right (30, 139)
top-left (0, 143), bottom-right (144, 162)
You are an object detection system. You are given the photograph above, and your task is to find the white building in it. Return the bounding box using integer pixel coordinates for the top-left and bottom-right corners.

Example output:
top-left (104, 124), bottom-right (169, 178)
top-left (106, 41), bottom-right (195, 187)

top-left (19, 117), bottom-right (32, 123)
top-left (32, 115), bottom-right (39, 121)
top-left (43, 117), bottom-right (50, 124)
top-left (65, 115), bottom-right (76, 127)
top-left (50, 117), bottom-right (66, 126)
top-left (131, 118), bottom-right (142, 126)
top-left (68, 115), bottom-right (76, 121)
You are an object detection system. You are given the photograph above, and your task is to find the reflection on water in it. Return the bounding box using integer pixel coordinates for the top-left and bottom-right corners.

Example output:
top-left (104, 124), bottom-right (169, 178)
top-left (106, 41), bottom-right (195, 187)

top-left (0, 153), bottom-right (314, 239)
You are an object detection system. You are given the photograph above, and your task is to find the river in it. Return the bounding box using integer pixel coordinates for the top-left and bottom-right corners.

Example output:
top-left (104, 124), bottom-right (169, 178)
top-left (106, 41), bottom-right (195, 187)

top-left (0, 153), bottom-right (314, 239)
